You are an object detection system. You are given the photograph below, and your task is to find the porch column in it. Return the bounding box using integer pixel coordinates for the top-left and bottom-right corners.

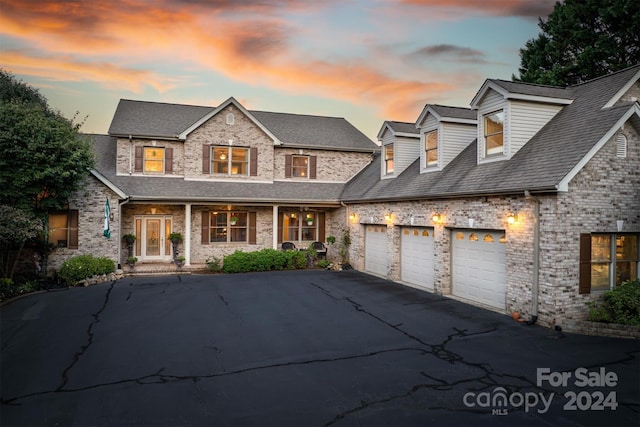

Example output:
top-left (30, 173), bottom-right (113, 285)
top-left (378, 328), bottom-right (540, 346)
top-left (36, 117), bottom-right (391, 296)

top-left (273, 205), bottom-right (279, 249)
top-left (185, 203), bottom-right (192, 266)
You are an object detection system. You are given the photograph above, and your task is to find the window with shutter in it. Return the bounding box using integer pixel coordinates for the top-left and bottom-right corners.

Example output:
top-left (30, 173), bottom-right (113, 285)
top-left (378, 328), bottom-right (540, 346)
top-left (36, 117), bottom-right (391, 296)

top-left (48, 209), bottom-right (79, 249)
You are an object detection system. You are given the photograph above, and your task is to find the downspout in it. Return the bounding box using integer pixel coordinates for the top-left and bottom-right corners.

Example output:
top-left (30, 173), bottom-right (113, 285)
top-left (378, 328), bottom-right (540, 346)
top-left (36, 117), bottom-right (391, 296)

top-left (525, 190), bottom-right (539, 325)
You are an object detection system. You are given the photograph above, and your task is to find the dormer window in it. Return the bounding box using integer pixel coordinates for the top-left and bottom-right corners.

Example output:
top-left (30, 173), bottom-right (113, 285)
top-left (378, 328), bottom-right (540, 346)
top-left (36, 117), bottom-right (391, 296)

top-left (384, 145), bottom-right (394, 174)
top-left (425, 130), bottom-right (438, 167)
top-left (484, 110), bottom-right (504, 157)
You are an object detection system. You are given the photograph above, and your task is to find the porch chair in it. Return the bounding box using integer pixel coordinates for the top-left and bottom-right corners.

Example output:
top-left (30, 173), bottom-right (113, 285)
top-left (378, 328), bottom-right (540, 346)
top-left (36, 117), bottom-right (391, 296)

top-left (282, 242), bottom-right (297, 251)
top-left (311, 241), bottom-right (327, 259)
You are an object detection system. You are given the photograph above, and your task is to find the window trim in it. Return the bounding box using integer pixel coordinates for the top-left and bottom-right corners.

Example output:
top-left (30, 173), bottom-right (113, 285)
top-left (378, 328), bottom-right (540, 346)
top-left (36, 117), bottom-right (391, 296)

top-left (202, 211), bottom-right (257, 244)
top-left (278, 211), bottom-right (325, 243)
top-left (143, 147), bottom-right (166, 174)
top-left (483, 109), bottom-right (505, 158)
top-left (384, 144), bottom-right (394, 175)
top-left (210, 145), bottom-right (250, 176)
top-left (424, 129), bottom-right (438, 168)
top-left (291, 155), bottom-right (310, 178)
top-left (48, 209), bottom-right (79, 249)
top-left (580, 232), bottom-right (640, 293)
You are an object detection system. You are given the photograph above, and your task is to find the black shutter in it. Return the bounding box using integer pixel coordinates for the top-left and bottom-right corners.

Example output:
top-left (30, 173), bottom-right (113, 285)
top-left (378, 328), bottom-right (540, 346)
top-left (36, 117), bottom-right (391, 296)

top-left (579, 234), bottom-right (591, 294)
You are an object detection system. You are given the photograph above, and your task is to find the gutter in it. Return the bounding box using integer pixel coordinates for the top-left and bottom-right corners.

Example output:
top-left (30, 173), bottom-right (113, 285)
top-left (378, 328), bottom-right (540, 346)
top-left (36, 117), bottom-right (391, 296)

top-left (524, 190), bottom-right (540, 325)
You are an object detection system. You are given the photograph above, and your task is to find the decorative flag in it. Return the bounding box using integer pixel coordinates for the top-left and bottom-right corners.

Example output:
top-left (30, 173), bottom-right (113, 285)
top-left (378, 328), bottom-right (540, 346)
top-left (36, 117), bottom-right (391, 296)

top-left (103, 198), bottom-right (111, 239)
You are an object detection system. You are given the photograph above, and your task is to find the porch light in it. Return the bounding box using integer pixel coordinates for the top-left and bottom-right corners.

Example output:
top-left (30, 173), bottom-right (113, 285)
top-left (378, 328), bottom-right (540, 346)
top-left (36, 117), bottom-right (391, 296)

top-left (349, 213), bottom-right (357, 223)
top-left (432, 213), bottom-right (441, 223)
top-left (384, 213), bottom-right (393, 222)
top-left (150, 207), bottom-right (157, 215)
top-left (507, 213), bottom-right (518, 224)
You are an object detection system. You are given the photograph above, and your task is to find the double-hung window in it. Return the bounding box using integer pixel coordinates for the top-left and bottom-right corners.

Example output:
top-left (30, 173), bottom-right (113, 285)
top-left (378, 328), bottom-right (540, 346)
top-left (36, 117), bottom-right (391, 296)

top-left (48, 210), bottom-right (79, 249)
top-left (208, 212), bottom-right (248, 243)
top-left (144, 147), bottom-right (165, 173)
top-left (425, 130), bottom-right (438, 167)
top-left (384, 145), bottom-right (394, 174)
top-left (581, 233), bottom-right (639, 293)
top-left (292, 156), bottom-right (309, 177)
top-left (483, 110), bottom-right (504, 157)
top-left (212, 146), bottom-right (249, 176)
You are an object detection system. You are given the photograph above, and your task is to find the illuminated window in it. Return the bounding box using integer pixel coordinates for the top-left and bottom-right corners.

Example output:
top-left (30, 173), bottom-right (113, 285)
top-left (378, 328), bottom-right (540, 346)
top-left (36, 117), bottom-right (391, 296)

top-left (582, 233), bottom-right (639, 292)
top-left (48, 210), bottom-right (79, 249)
top-left (483, 234), bottom-right (494, 243)
top-left (292, 156), bottom-right (309, 177)
top-left (144, 147), bottom-right (165, 173)
top-left (384, 145), bottom-right (394, 174)
top-left (281, 211), bottom-right (320, 242)
top-left (484, 110), bottom-right (504, 157)
top-left (425, 130), bottom-right (438, 166)
top-left (212, 146), bottom-right (249, 176)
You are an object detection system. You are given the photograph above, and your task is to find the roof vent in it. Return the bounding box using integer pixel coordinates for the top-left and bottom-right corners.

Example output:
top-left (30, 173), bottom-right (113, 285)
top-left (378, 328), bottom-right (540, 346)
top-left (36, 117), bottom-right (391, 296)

top-left (616, 134), bottom-right (627, 158)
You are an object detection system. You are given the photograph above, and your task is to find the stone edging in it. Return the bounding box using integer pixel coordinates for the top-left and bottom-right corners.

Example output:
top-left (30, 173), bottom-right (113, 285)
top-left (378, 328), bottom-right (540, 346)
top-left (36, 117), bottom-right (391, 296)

top-left (558, 319), bottom-right (640, 339)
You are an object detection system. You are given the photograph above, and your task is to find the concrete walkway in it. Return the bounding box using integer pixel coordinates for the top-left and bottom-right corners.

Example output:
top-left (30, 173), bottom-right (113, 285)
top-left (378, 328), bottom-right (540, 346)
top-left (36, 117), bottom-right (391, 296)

top-left (1, 270), bottom-right (638, 426)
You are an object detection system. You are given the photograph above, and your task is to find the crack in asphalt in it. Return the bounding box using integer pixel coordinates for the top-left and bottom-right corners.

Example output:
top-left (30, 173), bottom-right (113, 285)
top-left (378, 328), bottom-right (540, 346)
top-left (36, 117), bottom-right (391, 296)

top-left (56, 280), bottom-right (116, 391)
top-left (1, 346), bottom-right (428, 405)
top-left (308, 281), bottom-right (640, 424)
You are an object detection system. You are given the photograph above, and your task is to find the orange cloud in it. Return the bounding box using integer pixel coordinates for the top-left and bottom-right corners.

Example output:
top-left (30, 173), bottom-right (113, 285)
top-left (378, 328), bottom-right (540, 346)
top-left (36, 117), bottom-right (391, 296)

top-left (2, 51), bottom-right (177, 93)
top-left (0, 0), bottom-right (467, 123)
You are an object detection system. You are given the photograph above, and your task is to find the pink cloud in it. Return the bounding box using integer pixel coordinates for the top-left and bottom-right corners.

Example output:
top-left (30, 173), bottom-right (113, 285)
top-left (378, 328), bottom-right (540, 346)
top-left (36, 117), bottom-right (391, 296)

top-left (0, 0), bottom-right (468, 123)
top-left (399, 0), bottom-right (555, 19)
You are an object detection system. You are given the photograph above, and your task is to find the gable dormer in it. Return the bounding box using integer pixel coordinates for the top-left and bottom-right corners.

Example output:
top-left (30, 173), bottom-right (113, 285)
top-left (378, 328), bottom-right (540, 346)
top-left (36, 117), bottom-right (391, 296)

top-left (377, 121), bottom-right (419, 179)
top-left (415, 104), bottom-right (476, 173)
top-left (470, 80), bottom-right (573, 164)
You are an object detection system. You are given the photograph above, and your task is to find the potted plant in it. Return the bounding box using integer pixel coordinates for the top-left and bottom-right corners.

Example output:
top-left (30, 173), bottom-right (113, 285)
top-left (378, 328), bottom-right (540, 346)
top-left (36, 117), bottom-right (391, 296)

top-left (127, 256), bottom-right (138, 270)
top-left (168, 232), bottom-right (183, 244)
top-left (123, 233), bottom-right (137, 260)
top-left (306, 215), bottom-right (314, 226)
top-left (230, 216), bottom-right (238, 225)
top-left (175, 256), bottom-right (186, 270)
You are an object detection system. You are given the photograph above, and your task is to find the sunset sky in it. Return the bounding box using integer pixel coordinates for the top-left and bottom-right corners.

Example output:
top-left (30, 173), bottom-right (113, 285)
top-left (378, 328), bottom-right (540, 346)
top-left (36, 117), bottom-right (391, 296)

top-left (0, 0), bottom-right (555, 141)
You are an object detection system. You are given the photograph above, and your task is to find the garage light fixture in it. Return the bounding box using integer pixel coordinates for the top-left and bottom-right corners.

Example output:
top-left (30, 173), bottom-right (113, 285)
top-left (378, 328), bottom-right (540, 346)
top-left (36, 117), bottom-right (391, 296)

top-left (432, 213), bottom-right (441, 223)
top-left (384, 213), bottom-right (393, 222)
top-left (349, 213), bottom-right (357, 223)
top-left (507, 213), bottom-right (518, 224)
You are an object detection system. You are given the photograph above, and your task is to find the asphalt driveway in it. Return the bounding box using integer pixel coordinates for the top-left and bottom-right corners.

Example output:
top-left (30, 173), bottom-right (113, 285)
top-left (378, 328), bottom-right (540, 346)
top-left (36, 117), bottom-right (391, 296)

top-left (1, 270), bottom-right (639, 426)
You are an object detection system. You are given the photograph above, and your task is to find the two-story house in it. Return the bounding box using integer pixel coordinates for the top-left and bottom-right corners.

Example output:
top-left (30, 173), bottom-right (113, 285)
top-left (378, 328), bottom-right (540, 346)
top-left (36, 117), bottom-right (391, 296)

top-left (47, 65), bottom-right (639, 328)
top-left (341, 64), bottom-right (639, 327)
top-left (47, 97), bottom-right (379, 270)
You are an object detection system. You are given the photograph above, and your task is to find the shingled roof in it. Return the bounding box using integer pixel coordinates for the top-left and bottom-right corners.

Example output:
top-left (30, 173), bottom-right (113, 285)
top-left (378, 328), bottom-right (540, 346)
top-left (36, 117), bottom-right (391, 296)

top-left (108, 99), bottom-right (378, 152)
top-left (343, 65), bottom-right (640, 202)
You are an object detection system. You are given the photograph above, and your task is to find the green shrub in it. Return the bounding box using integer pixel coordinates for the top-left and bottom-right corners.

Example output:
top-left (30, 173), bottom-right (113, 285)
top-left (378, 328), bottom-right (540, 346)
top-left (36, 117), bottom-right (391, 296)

top-left (587, 279), bottom-right (640, 326)
top-left (0, 278), bottom-right (42, 301)
top-left (205, 256), bottom-right (223, 272)
top-left (317, 259), bottom-right (331, 269)
top-left (222, 249), bottom-right (308, 274)
top-left (58, 255), bottom-right (115, 285)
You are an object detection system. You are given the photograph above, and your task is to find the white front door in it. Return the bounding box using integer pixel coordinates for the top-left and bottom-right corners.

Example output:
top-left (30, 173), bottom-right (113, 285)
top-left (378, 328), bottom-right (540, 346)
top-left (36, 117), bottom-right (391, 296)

top-left (136, 216), bottom-right (173, 261)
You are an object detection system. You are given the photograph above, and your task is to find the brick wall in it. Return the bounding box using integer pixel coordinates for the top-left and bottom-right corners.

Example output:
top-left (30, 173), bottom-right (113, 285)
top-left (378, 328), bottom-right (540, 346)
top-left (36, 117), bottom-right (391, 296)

top-left (48, 176), bottom-right (120, 272)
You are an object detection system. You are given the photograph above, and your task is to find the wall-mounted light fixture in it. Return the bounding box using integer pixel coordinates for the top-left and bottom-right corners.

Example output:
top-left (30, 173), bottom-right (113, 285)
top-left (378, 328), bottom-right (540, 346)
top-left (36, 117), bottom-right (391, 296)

top-left (384, 213), bottom-right (393, 222)
top-left (432, 213), bottom-right (441, 223)
top-left (349, 213), bottom-right (357, 223)
top-left (150, 207), bottom-right (157, 215)
top-left (507, 213), bottom-right (518, 224)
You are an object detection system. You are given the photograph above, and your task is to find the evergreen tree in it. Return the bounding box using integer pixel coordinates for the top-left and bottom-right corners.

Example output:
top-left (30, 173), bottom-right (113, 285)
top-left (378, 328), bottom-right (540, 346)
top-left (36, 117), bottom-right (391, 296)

top-left (515, 0), bottom-right (640, 85)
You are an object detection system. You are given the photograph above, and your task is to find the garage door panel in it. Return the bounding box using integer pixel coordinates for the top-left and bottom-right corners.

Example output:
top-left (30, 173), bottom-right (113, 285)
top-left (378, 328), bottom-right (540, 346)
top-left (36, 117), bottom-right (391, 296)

top-left (400, 227), bottom-right (434, 291)
top-left (365, 225), bottom-right (388, 277)
top-left (452, 230), bottom-right (506, 310)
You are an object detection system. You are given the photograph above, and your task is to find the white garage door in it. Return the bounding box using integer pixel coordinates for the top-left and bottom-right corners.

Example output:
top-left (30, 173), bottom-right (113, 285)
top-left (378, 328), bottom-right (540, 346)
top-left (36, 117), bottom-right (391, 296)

top-left (365, 225), bottom-right (388, 277)
top-left (452, 230), bottom-right (506, 310)
top-left (400, 227), bottom-right (434, 291)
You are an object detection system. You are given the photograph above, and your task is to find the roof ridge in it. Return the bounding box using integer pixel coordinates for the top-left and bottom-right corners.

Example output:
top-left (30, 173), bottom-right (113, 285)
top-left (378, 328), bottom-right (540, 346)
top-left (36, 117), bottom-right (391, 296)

top-left (569, 63), bottom-right (640, 88)
top-left (250, 110), bottom-right (346, 120)
top-left (119, 98), bottom-right (217, 109)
